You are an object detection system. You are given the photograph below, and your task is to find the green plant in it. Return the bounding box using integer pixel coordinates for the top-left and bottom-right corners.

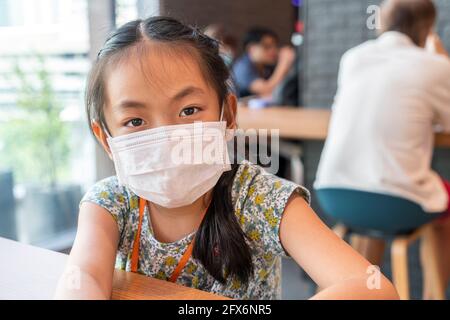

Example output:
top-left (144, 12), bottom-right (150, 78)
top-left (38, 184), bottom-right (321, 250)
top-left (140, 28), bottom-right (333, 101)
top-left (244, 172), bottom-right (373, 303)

top-left (0, 56), bottom-right (70, 187)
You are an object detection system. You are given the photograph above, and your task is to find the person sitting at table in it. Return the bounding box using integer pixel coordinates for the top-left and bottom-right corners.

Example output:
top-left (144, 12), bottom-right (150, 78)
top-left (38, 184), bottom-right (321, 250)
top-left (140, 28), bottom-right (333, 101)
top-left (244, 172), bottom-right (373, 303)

top-left (54, 16), bottom-right (398, 300)
top-left (315, 0), bottom-right (450, 295)
top-left (232, 27), bottom-right (296, 98)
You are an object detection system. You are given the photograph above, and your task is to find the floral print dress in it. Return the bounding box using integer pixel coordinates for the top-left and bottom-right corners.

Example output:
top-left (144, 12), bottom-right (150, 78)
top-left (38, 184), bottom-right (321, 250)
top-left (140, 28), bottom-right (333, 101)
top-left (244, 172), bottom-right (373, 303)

top-left (80, 160), bottom-right (310, 299)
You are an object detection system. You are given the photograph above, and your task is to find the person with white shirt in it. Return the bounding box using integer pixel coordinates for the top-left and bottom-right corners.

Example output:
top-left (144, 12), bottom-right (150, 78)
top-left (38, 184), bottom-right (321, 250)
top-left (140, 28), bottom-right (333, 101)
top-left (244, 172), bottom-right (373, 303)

top-left (314, 0), bottom-right (450, 296)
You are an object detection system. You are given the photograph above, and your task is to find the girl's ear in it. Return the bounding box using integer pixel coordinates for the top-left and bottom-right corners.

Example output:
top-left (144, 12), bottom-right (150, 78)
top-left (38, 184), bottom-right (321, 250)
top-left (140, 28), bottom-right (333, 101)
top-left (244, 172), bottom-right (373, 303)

top-left (91, 120), bottom-right (113, 159)
top-left (224, 93), bottom-right (238, 129)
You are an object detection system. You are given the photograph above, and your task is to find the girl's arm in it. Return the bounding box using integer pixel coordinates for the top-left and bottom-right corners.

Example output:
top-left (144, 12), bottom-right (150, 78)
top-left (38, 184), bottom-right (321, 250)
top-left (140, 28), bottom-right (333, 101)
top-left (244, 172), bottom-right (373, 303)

top-left (54, 202), bottom-right (119, 299)
top-left (280, 195), bottom-right (399, 300)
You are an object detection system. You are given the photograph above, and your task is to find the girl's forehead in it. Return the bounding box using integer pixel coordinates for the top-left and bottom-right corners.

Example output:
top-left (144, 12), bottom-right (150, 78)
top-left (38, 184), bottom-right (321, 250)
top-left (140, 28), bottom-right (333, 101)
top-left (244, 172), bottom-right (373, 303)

top-left (105, 42), bottom-right (214, 102)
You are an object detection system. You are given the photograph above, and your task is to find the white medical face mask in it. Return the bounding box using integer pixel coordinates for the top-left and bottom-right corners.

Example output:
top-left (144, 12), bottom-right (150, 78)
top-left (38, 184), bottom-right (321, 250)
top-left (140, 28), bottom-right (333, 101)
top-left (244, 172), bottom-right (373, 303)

top-left (106, 108), bottom-right (231, 208)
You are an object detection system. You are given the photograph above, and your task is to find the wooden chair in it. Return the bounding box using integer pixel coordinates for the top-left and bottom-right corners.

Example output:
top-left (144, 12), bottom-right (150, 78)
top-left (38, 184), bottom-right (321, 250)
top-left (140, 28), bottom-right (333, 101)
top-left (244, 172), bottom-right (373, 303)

top-left (332, 223), bottom-right (445, 300)
top-left (315, 188), bottom-right (446, 300)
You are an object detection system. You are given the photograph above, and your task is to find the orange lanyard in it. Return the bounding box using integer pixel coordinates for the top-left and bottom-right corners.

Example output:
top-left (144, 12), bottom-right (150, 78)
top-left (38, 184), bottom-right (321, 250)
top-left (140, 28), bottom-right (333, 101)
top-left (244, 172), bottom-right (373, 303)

top-left (130, 197), bottom-right (210, 283)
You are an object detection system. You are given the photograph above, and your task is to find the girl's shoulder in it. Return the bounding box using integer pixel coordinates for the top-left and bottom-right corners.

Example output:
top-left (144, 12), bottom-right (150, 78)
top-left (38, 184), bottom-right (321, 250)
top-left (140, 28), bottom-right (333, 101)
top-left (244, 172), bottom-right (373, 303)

top-left (81, 175), bottom-right (132, 205)
top-left (232, 160), bottom-right (310, 205)
top-left (80, 176), bottom-right (136, 234)
top-left (231, 161), bottom-right (310, 256)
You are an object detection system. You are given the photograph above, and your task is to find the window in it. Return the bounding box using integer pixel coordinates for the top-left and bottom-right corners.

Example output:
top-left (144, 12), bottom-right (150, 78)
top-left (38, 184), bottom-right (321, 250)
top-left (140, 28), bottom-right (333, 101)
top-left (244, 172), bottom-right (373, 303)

top-left (0, 0), bottom-right (93, 250)
top-left (116, 0), bottom-right (138, 26)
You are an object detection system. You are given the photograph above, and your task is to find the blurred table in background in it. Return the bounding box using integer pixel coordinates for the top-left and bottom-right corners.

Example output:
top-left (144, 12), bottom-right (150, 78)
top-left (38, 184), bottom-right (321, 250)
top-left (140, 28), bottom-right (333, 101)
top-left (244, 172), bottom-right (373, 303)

top-left (237, 106), bottom-right (450, 147)
top-left (0, 237), bottom-right (228, 300)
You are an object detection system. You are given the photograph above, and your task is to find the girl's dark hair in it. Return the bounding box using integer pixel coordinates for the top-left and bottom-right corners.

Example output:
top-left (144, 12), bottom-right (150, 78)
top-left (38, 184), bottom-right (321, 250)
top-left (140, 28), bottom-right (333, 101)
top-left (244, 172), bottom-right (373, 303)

top-left (86, 16), bottom-right (253, 285)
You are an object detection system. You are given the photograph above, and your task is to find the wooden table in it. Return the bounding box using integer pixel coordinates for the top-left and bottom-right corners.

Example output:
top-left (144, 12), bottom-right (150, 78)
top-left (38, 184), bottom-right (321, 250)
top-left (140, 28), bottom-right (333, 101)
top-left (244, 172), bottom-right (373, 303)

top-left (0, 237), bottom-right (228, 300)
top-left (237, 106), bottom-right (450, 147)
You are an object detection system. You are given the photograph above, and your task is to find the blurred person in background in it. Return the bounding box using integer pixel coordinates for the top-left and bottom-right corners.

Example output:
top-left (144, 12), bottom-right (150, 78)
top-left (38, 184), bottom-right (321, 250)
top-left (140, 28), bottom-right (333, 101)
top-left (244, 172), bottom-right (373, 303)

top-left (204, 24), bottom-right (238, 67)
top-left (232, 27), bottom-right (295, 98)
top-left (315, 0), bottom-right (450, 298)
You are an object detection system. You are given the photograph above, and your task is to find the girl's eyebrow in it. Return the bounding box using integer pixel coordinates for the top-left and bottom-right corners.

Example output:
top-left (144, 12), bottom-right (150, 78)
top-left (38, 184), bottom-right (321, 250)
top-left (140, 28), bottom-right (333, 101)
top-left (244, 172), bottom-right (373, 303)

top-left (172, 86), bottom-right (205, 101)
top-left (113, 86), bottom-right (205, 110)
top-left (114, 100), bottom-right (147, 110)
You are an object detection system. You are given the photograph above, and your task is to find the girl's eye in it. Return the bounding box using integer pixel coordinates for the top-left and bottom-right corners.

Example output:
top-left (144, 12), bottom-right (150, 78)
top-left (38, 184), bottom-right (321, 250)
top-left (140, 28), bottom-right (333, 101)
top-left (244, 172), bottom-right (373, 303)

top-left (179, 106), bottom-right (200, 117)
top-left (125, 118), bottom-right (144, 127)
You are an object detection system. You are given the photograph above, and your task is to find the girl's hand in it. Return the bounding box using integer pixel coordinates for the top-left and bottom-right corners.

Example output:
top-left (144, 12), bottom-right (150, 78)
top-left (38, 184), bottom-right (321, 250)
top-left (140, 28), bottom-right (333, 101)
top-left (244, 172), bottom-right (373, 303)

top-left (279, 195), bottom-right (399, 300)
top-left (54, 202), bottom-right (119, 299)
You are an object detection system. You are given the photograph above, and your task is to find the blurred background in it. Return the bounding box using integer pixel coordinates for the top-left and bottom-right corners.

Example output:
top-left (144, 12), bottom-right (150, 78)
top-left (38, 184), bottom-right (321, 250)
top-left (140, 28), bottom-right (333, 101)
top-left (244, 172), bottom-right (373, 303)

top-left (0, 0), bottom-right (449, 299)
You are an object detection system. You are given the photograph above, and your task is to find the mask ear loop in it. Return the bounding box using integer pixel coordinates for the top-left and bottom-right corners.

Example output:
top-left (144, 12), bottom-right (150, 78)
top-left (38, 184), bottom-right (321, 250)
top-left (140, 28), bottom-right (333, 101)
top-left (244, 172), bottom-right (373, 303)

top-left (219, 102), bottom-right (225, 122)
top-left (96, 121), bottom-right (124, 185)
top-left (219, 101), bottom-right (233, 153)
top-left (103, 124), bottom-right (112, 139)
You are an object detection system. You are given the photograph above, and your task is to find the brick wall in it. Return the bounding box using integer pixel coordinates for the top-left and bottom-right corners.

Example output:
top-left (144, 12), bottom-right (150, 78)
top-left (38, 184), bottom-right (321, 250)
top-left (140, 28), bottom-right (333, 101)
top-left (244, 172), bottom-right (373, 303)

top-left (302, 0), bottom-right (450, 107)
top-left (302, 0), bottom-right (378, 107)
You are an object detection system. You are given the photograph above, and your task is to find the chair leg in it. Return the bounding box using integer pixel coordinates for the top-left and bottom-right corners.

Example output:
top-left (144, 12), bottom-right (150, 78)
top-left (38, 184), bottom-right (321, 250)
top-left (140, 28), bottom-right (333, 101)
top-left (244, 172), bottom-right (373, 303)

top-left (360, 238), bottom-right (386, 267)
top-left (391, 237), bottom-right (410, 300)
top-left (348, 235), bottom-right (385, 267)
top-left (289, 156), bottom-right (304, 185)
top-left (420, 224), bottom-right (446, 300)
top-left (332, 224), bottom-right (347, 239)
top-left (350, 234), bottom-right (366, 254)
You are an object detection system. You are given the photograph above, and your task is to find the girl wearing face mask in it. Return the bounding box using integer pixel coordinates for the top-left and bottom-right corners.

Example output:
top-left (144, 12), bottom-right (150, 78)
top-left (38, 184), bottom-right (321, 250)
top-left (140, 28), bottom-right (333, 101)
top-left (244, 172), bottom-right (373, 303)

top-left (54, 17), bottom-right (398, 300)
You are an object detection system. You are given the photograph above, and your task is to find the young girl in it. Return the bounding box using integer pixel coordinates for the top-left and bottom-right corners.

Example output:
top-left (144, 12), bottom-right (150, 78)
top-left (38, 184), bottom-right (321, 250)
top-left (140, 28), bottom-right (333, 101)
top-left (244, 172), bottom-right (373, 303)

top-left (55, 17), bottom-right (398, 300)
